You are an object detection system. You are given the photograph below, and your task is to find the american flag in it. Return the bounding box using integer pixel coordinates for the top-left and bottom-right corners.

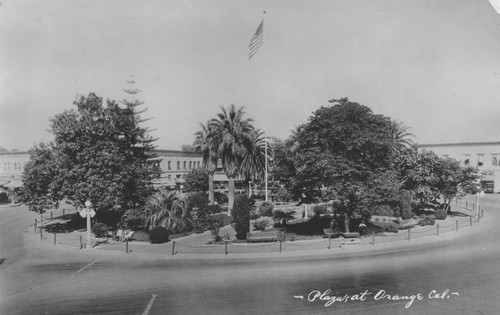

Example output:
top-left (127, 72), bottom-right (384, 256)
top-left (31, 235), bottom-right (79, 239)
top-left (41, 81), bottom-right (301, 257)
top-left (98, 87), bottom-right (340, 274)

top-left (489, 0), bottom-right (500, 13)
top-left (249, 20), bottom-right (264, 60)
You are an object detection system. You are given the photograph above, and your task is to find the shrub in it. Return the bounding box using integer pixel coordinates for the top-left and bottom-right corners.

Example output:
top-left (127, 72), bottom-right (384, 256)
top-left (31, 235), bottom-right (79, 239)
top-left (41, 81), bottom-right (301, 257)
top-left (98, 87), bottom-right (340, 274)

top-left (185, 192), bottom-right (209, 215)
top-left (435, 209), bottom-right (447, 220)
top-left (250, 206), bottom-right (260, 220)
top-left (252, 217), bottom-right (273, 231)
top-left (209, 219), bottom-right (223, 243)
top-left (286, 215), bottom-right (332, 235)
top-left (371, 205), bottom-right (397, 217)
top-left (259, 201), bottom-right (274, 217)
top-left (149, 226), bottom-right (170, 244)
top-left (419, 219), bottom-right (427, 226)
top-left (233, 195), bottom-right (251, 239)
top-left (214, 191), bottom-right (228, 205)
top-left (206, 204), bottom-right (222, 214)
top-left (425, 216), bottom-right (435, 225)
top-left (189, 203), bottom-right (223, 233)
top-left (273, 210), bottom-right (296, 226)
top-left (312, 204), bottom-right (328, 216)
top-left (275, 188), bottom-right (293, 202)
top-left (121, 208), bottom-right (146, 231)
top-left (92, 223), bottom-right (109, 238)
top-left (384, 224), bottom-right (399, 233)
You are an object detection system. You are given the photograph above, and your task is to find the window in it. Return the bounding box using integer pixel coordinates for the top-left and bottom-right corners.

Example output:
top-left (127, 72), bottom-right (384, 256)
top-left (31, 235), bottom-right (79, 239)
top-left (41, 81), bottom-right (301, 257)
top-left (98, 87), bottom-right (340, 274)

top-left (177, 161), bottom-right (180, 170)
top-left (183, 161), bottom-right (187, 170)
top-left (168, 161), bottom-right (171, 170)
top-left (197, 161), bottom-right (201, 168)
top-left (477, 154), bottom-right (484, 167)
top-left (189, 161), bottom-right (192, 169)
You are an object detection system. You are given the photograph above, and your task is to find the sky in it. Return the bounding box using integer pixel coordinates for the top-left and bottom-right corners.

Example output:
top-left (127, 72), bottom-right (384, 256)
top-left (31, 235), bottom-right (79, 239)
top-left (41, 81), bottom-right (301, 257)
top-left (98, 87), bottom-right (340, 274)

top-left (2, 0), bottom-right (500, 151)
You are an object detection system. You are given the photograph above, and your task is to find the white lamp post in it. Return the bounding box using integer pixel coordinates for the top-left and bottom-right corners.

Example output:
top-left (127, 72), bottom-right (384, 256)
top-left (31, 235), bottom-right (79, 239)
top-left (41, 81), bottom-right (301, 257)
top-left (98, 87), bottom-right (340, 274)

top-left (84, 200), bottom-right (92, 249)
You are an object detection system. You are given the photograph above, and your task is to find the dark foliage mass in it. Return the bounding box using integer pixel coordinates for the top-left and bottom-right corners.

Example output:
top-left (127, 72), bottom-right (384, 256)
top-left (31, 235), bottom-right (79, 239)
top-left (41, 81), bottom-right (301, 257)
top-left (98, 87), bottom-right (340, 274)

top-left (149, 226), bottom-right (170, 244)
top-left (434, 208), bottom-right (447, 220)
top-left (233, 195), bottom-right (251, 239)
top-left (286, 215), bottom-right (333, 235)
top-left (92, 223), bottom-right (109, 238)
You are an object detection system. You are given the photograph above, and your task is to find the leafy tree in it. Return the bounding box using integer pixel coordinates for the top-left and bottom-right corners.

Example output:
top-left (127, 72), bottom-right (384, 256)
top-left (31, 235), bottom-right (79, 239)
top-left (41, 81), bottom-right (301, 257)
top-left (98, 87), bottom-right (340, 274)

top-left (433, 157), bottom-right (478, 211)
top-left (291, 98), bottom-right (398, 232)
top-left (270, 137), bottom-right (297, 191)
top-left (394, 146), bottom-right (479, 209)
top-left (394, 146), bottom-right (440, 204)
top-left (23, 92), bottom-right (161, 224)
top-left (185, 168), bottom-right (209, 192)
top-left (22, 142), bottom-right (61, 213)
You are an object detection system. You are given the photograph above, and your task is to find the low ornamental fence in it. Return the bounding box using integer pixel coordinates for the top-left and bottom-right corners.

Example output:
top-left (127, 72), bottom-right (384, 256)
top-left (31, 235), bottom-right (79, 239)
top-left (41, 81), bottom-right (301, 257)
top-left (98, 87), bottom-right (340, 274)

top-left (167, 212), bottom-right (482, 256)
top-left (32, 201), bottom-right (485, 256)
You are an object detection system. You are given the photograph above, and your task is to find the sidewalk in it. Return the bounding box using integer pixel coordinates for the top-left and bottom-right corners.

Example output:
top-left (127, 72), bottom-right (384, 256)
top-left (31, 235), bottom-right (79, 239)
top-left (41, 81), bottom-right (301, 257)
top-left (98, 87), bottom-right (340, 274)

top-left (29, 199), bottom-right (484, 260)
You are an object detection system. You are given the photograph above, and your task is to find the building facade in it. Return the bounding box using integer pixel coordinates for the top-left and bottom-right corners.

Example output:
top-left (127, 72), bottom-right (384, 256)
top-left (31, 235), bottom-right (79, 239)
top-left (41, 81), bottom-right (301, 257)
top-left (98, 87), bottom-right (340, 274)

top-left (0, 150), bottom-right (207, 190)
top-left (0, 151), bottom-right (30, 182)
top-left (153, 150), bottom-right (204, 189)
top-left (419, 141), bottom-right (500, 193)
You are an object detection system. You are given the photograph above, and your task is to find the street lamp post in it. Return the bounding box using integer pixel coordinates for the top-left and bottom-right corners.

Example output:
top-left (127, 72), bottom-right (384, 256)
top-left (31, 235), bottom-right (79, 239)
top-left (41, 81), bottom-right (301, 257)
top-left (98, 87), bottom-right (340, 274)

top-left (84, 200), bottom-right (92, 249)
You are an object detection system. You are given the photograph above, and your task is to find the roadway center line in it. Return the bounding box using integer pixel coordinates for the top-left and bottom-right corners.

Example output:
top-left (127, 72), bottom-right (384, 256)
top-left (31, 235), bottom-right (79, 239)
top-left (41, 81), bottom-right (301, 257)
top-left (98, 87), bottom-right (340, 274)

top-left (75, 259), bottom-right (99, 274)
top-left (142, 294), bottom-right (158, 315)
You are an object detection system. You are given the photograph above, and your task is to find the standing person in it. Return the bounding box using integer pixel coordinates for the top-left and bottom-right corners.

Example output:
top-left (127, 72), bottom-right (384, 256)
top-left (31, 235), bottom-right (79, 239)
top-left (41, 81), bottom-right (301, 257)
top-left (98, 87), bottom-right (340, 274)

top-left (359, 220), bottom-right (367, 236)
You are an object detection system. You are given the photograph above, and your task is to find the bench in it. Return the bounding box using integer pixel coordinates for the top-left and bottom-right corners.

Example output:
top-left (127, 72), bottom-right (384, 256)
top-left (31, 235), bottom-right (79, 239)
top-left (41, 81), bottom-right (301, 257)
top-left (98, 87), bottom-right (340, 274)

top-left (342, 232), bottom-right (360, 238)
top-left (340, 238), bottom-right (361, 248)
top-left (246, 230), bottom-right (279, 243)
top-left (323, 228), bottom-right (341, 238)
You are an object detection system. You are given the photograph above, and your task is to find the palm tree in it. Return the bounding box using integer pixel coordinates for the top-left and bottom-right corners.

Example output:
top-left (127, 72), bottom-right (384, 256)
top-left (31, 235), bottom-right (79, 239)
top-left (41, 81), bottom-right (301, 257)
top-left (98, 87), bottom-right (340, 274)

top-left (390, 120), bottom-right (415, 149)
top-left (193, 121), bottom-right (219, 204)
top-left (143, 190), bottom-right (188, 232)
top-left (210, 104), bottom-right (256, 215)
top-left (239, 129), bottom-right (268, 197)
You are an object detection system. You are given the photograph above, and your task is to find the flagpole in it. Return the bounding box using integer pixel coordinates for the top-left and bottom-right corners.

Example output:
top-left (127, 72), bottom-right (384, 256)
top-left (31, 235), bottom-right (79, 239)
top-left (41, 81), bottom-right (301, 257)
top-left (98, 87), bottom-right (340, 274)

top-left (248, 12), bottom-right (267, 201)
top-left (265, 136), bottom-right (268, 202)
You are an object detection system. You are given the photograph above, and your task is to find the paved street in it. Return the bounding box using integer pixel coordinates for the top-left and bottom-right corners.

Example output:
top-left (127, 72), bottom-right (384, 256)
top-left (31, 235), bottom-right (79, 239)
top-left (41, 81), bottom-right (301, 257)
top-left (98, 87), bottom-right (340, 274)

top-left (1, 195), bottom-right (499, 314)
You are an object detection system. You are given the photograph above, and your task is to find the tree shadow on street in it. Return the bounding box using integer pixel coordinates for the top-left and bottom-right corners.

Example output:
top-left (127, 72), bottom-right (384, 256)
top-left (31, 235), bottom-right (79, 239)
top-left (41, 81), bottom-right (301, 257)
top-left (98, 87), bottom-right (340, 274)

top-left (43, 214), bottom-right (86, 233)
